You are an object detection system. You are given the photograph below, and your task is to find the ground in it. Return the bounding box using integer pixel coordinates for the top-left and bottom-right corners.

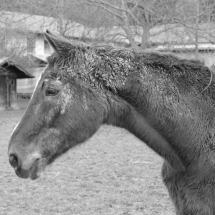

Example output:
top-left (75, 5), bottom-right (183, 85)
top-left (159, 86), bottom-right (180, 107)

top-left (0, 110), bottom-right (175, 215)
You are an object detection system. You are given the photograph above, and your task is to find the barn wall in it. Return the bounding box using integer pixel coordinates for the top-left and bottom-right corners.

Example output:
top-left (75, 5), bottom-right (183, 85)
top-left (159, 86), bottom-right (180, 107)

top-left (0, 77), bottom-right (19, 110)
top-left (35, 35), bottom-right (44, 56)
top-left (17, 67), bottom-right (44, 94)
top-left (35, 34), bottom-right (53, 56)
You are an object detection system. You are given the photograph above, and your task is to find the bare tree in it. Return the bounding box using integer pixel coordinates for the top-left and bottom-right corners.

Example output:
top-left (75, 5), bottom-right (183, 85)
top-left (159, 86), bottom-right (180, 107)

top-left (1, 0), bottom-right (215, 53)
top-left (61, 0), bottom-right (214, 51)
top-left (68, 0), bottom-right (183, 49)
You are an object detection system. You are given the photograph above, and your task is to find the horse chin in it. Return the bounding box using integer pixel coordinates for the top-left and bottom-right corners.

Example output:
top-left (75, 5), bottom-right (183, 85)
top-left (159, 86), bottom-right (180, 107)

top-left (29, 158), bottom-right (47, 180)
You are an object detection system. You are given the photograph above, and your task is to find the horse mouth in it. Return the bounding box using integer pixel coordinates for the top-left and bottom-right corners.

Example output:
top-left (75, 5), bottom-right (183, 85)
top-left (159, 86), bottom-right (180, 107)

top-left (15, 158), bottom-right (47, 180)
top-left (29, 158), bottom-right (47, 180)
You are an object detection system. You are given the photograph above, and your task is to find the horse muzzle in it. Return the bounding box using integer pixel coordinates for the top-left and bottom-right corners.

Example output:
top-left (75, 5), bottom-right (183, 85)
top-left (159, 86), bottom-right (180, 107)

top-left (8, 149), bottom-right (47, 180)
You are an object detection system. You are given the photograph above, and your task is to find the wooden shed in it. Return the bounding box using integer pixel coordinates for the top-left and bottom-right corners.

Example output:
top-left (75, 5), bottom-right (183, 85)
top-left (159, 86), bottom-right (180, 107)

top-left (0, 58), bottom-right (34, 110)
top-left (17, 54), bottom-right (47, 94)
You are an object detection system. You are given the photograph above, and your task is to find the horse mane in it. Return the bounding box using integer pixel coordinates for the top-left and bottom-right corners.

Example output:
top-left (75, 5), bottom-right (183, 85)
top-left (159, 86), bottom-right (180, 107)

top-left (46, 42), bottom-right (214, 99)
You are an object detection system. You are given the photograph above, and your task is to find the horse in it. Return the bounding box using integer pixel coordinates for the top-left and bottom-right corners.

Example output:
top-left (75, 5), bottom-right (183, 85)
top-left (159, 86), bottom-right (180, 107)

top-left (8, 30), bottom-right (215, 215)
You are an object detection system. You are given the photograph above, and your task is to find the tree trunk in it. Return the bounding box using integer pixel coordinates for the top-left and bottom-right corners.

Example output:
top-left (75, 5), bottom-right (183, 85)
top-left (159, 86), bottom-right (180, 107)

top-left (121, 0), bottom-right (138, 49)
top-left (58, 0), bottom-right (64, 35)
top-left (195, 0), bottom-right (199, 59)
top-left (140, 24), bottom-right (150, 50)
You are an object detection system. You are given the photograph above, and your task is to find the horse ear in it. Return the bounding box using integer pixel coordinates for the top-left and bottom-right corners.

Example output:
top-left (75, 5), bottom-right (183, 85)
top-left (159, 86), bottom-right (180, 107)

top-left (44, 30), bottom-right (72, 55)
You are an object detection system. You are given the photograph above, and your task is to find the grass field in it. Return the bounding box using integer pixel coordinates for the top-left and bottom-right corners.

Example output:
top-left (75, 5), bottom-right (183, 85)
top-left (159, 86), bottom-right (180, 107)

top-left (0, 110), bottom-right (175, 215)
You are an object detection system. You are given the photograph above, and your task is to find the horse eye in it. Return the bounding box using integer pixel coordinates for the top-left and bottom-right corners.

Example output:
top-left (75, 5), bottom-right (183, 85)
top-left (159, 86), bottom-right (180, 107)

top-left (45, 88), bottom-right (59, 96)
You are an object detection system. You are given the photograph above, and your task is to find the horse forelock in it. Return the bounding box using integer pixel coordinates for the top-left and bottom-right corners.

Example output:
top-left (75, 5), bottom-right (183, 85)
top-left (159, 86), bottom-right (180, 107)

top-left (45, 44), bottom-right (136, 92)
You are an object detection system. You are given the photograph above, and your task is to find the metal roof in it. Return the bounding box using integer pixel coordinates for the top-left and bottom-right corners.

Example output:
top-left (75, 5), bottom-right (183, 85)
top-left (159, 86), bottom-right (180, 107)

top-left (0, 57), bottom-right (34, 79)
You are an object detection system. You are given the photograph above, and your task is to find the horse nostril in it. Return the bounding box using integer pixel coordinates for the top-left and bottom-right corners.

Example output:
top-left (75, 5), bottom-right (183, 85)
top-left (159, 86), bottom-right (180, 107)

top-left (9, 153), bottom-right (20, 168)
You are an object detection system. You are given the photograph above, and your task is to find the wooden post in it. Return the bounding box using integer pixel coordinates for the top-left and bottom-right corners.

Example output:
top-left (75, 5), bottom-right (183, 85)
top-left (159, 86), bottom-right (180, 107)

top-left (6, 78), bottom-right (10, 109)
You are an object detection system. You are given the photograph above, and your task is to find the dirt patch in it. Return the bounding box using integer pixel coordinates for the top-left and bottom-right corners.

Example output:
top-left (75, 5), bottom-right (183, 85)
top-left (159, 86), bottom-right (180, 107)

top-left (0, 110), bottom-right (175, 215)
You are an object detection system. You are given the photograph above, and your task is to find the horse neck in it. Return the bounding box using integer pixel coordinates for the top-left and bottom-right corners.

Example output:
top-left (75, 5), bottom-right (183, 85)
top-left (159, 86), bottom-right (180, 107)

top-left (95, 52), bottom-right (214, 171)
top-left (121, 106), bottom-right (186, 171)
top-left (103, 88), bottom-right (184, 171)
top-left (106, 76), bottom-right (212, 172)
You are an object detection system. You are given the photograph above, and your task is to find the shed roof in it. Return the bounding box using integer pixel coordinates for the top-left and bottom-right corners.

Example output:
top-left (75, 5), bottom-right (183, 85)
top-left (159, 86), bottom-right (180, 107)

top-left (0, 57), bottom-right (34, 79)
